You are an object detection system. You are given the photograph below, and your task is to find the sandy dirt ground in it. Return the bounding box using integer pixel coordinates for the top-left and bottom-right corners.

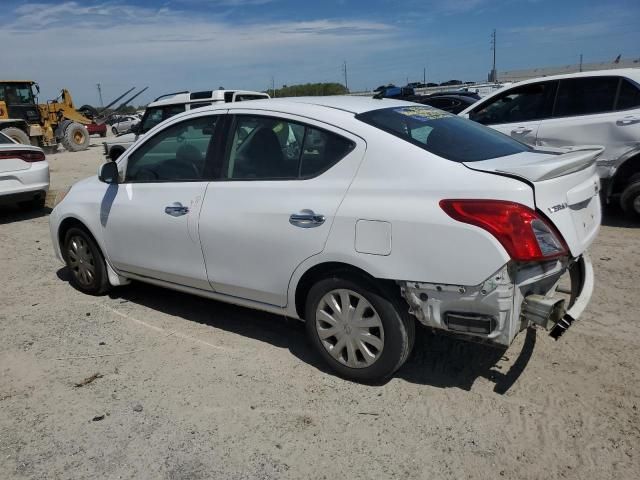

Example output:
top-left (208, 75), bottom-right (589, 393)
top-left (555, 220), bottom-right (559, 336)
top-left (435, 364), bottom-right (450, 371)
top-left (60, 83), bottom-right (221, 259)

top-left (1, 134), bottom-right (639, 479)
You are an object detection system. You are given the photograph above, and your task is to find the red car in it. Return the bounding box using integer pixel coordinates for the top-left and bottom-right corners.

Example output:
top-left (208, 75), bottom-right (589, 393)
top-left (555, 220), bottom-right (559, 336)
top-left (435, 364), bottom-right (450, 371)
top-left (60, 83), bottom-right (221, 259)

top-left (85, 122), bottom-right (107, 137)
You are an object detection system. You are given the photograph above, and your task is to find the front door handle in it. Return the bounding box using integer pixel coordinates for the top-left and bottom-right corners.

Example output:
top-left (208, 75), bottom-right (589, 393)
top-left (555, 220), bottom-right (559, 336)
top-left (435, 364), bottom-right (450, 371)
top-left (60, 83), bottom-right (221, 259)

top-left (165, 202), bottom-right (189, 217)
top-left (289, 209), bottom-right (325, 228)
top-left (511, 127), bottom-right (532, 135)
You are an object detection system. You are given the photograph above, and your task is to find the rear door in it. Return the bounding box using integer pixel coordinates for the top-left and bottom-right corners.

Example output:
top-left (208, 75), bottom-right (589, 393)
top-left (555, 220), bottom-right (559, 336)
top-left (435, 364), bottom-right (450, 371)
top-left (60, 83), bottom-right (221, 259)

top-left (536, 76), bottom-right (640, 164)
top-left (198, 111), bottom-right (365, 306)
top-left (468, 81), bottom-right (557, 145)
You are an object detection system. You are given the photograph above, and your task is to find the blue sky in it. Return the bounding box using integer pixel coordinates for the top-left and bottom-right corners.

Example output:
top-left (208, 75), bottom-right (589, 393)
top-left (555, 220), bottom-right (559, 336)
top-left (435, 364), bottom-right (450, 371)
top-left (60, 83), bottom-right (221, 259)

top-left (2, 0), bottom-right (639, 105)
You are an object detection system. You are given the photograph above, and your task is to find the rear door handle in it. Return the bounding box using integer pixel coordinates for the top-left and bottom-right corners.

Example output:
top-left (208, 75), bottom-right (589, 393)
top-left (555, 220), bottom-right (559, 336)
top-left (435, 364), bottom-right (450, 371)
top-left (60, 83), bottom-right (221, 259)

top-left (165, 202), bottom-right (189, 217)
top-left (511, 127), bottom-right (532, 135)
top-left (289, 209), bottom-right (325, 228)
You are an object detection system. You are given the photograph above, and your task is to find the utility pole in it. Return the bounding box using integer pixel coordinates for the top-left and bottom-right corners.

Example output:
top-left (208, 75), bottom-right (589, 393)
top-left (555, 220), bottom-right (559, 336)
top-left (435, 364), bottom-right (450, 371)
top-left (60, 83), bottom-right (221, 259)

top-left (342, 61), bottom-right (348, 91)
top-left (490, 29), bottom-right (497, 82)
top-left (423, 67), bottom-right (426, 85)
top-left (96, 83), bottom-right (104, 108)
top-left (271, 77), bottom-right (275, 97)
top-left (579, 53), bottom-right (583, 72)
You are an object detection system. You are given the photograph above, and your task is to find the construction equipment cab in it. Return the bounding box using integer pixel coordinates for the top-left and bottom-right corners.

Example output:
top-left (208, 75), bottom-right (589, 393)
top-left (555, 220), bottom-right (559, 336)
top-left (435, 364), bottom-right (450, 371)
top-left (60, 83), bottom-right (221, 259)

top-left (0, 81), bottom-right (93, 152)
top-left (103, 89), bottom-right (270, 161)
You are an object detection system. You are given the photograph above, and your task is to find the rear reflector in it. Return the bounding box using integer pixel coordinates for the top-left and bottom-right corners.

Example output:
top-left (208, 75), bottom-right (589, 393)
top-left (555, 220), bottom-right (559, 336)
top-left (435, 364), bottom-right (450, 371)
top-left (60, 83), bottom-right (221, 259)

top-left (0, 150), bottom-right (45, 162)
top-left (444, 312), bottom-right (496, 334)
top-left (439, 199), bottom-right (568, 261)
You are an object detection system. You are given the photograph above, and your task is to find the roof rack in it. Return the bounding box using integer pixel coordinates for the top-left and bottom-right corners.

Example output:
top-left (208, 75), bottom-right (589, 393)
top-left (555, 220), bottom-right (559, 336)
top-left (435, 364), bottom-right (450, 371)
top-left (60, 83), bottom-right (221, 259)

top-left (153, 91), bottom-right (189, 102)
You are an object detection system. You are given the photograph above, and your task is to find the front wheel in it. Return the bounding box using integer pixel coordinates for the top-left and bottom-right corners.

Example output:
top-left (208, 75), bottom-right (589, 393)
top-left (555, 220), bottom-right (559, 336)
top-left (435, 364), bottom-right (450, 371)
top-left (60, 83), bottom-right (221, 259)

top-left (63, 227), bottom-right (111, 295)
top-left (111, 126), bottom-right (118, 135)
top-left (61, 122), bottom-right (90, 152)
top-left (305, 276), bottom-right (414, 383)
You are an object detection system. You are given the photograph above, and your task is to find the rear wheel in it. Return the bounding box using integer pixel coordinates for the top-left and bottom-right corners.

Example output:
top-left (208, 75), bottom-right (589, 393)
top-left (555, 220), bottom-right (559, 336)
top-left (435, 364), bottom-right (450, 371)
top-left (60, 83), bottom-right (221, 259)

top-left (1, 127), bottom-right (30, 145)
top-left (61, 122), bottom-right (89, 152)
top-left (305, 276), bottom-right (414, 383)
top-left (112, 126), bottom-right (118, 135)
top-left (620, 173), bottom-right (640, 218)
top-left (63, 227), bottom-right (111, 295)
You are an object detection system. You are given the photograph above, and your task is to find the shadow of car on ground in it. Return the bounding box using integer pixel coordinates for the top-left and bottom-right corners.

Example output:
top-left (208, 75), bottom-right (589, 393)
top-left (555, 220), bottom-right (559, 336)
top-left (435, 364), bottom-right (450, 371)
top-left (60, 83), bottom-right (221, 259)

top-left (57, 267), bottom-right (535, 393)
top-left (0, 204), bottom-right (51, 225)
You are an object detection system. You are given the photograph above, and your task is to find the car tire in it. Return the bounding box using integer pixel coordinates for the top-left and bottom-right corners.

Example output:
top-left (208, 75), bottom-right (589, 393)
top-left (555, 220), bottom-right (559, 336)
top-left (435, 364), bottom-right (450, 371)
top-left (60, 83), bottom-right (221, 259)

top-left (112, 126), bottom-right (118, 135)
top-left (305, 276), bottom-right (414, 383)
top-left (62, 227), bottom-right (111, 295)
top-left (1, 126), bottom-right (30, 145)
top-left (620, 176), bottom-right (640, 218)
top-left (61, 122), bottom-right (90, 152)
top-left (100, 131), bottom-right (107, 138)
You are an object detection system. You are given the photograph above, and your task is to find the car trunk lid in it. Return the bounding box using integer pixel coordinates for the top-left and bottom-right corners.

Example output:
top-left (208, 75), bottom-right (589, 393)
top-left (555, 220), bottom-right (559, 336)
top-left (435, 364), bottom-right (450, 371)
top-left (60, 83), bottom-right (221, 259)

top-left (463, 146), bottom-right (603, 256)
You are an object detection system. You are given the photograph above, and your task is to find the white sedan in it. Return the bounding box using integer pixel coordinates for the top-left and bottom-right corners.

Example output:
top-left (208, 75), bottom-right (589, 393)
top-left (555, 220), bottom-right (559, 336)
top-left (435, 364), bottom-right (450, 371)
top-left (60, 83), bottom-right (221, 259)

top-left (49, 97), bottom-right (600, 382)
top-left (0, 131), bottom-right (49, 209)
top-left (111, 116), bottom-right (140, 135)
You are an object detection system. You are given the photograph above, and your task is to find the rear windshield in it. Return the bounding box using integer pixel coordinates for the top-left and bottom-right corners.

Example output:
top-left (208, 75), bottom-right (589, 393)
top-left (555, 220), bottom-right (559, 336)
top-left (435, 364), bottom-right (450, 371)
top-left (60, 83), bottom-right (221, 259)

top-left (356, 106), bottom-right (530, 162)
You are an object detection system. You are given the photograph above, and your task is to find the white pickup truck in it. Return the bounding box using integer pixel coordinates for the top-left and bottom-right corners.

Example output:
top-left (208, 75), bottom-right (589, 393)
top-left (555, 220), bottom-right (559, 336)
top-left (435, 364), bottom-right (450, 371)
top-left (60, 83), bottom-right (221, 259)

top-left (103, 89), bottom-right (270, 160)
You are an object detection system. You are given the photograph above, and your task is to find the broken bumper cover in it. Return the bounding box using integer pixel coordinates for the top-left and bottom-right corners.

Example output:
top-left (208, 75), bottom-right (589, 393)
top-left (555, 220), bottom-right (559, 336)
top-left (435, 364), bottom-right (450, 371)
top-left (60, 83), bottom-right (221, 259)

top-left (400, 253), bottom-right (594, 347)
top-left (549, 253), bottom-right (594, 339)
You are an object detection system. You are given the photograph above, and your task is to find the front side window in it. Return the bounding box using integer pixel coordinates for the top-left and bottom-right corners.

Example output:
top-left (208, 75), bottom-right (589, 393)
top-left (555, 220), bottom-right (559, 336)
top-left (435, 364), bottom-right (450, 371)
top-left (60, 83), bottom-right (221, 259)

top-left (140, 104), bottom-right (187, 134)
top-left (224, 115), bottom-right (354, 180)
top-left (553, 77), bottom-right (618, 117)
top-left (357, 106), bottom-right (530, 162)
top-left (126, 115), bottom-right (217, 182)
top-left (470, 82), bottom-right (555, 125)
top-left (0, 83), bottom-right (34, 104)
top-left (616, 78), bottom-right (640, 110)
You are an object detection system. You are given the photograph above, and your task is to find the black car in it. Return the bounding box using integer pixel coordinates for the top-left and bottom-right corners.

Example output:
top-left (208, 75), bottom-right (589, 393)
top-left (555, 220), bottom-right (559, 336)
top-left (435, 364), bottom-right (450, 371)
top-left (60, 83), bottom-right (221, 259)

top-left (412, 93), bottom-right (480, 114)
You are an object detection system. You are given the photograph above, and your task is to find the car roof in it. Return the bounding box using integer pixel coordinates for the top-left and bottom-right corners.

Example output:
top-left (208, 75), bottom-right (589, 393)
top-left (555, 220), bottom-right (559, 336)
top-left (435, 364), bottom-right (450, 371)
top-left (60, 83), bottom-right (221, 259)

top-left (501, 68), bottom-right (640, 87)
top-left (225, 96), bottom-right (418, 114)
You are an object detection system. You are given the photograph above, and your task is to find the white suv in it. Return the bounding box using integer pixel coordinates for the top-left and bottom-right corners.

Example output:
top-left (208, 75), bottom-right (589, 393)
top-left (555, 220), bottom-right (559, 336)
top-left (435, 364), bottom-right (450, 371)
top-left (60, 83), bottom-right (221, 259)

top-left (460, 69), bottom-right (640, 216)
top-left (103, 89), bottom-right (270, 161)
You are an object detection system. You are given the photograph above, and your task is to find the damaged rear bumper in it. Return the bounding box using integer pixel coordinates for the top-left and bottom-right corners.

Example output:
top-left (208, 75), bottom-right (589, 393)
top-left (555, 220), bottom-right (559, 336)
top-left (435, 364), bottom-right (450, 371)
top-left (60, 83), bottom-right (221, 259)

top-left (399, 253), bottom-right (594, 347)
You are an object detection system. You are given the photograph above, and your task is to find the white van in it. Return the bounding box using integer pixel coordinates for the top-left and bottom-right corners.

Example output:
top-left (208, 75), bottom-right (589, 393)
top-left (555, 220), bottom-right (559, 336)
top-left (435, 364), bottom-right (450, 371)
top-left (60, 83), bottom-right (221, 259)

top-left (104, 89), bottom-right (270, 160)
top-left (460, 69), bottom-right (640, 216)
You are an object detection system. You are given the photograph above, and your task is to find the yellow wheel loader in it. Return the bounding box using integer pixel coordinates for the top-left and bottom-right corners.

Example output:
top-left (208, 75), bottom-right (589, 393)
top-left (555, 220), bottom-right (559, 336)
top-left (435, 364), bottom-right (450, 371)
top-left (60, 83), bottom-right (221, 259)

top-left (0, 81), bottom-right (92, 152)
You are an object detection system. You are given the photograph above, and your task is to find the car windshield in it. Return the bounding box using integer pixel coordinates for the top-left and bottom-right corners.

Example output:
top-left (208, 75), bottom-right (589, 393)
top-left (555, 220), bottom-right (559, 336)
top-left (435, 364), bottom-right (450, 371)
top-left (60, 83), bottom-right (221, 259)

top-left (140, 105), bottom-right (186, 134)
top-left (356, 106), bottom-right (530, 162)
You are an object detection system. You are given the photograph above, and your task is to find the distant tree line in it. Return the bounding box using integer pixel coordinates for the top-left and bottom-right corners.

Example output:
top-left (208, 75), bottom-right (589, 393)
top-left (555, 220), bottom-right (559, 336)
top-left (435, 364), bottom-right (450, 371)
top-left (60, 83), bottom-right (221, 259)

top-left (269, 83), bottom-right (348, 97)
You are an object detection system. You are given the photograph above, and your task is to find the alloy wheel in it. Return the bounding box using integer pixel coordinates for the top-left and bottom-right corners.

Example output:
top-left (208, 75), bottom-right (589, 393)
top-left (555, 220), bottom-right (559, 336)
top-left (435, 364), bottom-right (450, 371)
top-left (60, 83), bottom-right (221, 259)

top-left (315, 289), bottom-right (385, 368)
top-left (67, 235), bottom-right (96, 287)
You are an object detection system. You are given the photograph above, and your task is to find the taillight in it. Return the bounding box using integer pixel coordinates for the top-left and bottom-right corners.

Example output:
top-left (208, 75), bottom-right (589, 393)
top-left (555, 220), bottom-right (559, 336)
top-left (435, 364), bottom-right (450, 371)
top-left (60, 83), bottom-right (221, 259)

top-left (0, 150), bottom-right (45, 162)
top-left (439, 199), bottom-right (568, 261)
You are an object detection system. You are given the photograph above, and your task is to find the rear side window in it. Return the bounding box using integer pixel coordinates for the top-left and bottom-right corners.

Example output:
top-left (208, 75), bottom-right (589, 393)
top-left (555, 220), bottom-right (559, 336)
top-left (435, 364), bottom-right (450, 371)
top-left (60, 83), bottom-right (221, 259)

top-left (357, 106), bottom-right (529, 162)
top-left (616, 79), bottom-right (640, 110)
top-left (554, 77), bottom-right (618, 117)
top-left (0, 132), bottom-right (13, 144)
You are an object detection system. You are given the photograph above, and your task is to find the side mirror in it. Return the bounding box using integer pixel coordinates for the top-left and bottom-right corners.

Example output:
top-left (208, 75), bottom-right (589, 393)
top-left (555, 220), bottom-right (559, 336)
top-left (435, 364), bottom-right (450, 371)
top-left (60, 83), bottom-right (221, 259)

top-left (98, 161), bottom-right (120, 184)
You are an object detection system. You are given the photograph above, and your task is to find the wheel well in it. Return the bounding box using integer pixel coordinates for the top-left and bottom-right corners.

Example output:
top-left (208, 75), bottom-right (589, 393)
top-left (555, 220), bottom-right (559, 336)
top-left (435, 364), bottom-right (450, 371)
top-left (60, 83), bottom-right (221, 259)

top-left (294, 262), bottom-right (398, 319)
top-left (611, 154), bottom-right (640, 195)
top-left (58, 217), bottom-right (93, 253)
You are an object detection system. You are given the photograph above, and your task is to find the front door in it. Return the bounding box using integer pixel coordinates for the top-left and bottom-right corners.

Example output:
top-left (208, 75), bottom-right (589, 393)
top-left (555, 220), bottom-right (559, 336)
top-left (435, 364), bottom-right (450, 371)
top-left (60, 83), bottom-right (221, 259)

top-left (101, 113), bottom-right (221, 290)
top-left (199, 112), bottom-right (365, 306)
